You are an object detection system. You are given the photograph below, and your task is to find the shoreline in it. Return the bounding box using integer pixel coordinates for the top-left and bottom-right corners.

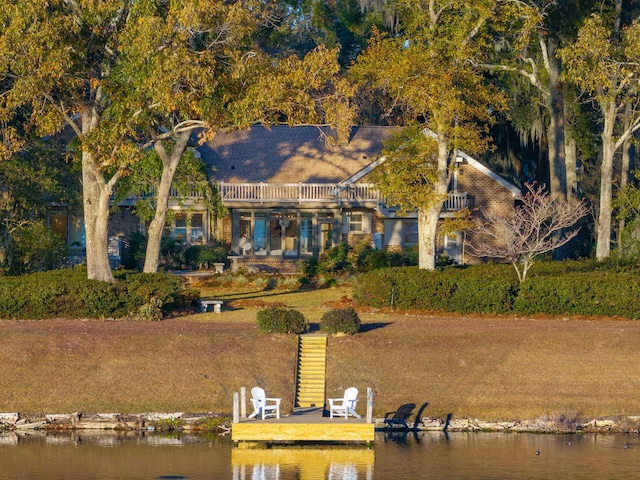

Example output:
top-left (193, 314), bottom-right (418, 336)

top-left (2, 412), bottom-right (639, 435)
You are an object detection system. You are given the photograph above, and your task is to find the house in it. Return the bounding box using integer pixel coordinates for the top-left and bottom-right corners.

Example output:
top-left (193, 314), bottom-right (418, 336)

top-left (50, 125), bottom-right (521, 270)
top-left (198, 125), bottom-right (521, 272)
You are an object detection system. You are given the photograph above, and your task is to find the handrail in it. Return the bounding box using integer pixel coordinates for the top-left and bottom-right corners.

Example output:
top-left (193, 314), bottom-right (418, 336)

top-left (217, 182), bottom-right (381, 205)
top-left (218, 182), bottom-right (468, 211)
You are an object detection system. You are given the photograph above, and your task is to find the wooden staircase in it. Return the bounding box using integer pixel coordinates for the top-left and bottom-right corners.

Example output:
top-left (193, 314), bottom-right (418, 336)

top-left (295, 334), bottom-right (327, 408)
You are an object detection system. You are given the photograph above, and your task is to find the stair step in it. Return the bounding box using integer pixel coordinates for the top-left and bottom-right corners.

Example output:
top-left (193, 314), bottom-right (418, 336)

top-left (298, 364), bottom-right (326, 370)
top-left (298, 381), bottom-right (325, 387)
top-left (295, 334), bottom-right (328, 408)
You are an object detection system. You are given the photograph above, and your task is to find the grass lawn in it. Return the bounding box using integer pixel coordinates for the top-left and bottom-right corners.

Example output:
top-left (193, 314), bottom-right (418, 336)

top-left (1, 284), bottom-right (639, 423)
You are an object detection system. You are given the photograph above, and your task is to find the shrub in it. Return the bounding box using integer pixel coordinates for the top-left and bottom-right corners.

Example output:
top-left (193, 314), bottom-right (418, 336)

top-left (184, 243), bottom-right (228, 270)
top-left (320, 307), bottom-right (361, 335)
top-left (9, 223), bottom-right (67, 275)
top-left (353, 261), bottom-right (640, 319)
top-left (0, 267), bottom-right (199, 319)
top-left (129, 296), bottom-right (164, 321)
top-left (319, 244), bottom-right (351, 275)
top-left (354, 265), bottom-right (519, 313)
top-left (121, 232), bottom-right (146, 270)
top-left (257, 307), bottom-right (307, 334)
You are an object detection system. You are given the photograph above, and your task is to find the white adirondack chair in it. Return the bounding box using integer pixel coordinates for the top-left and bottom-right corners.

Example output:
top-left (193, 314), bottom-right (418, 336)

top-left (248, 387), bottom-right (281, 419)
top-left (328, 387), bottom-right (361, 419)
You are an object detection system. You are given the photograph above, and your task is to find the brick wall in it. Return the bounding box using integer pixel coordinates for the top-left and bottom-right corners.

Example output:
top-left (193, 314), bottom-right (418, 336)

top-left (108, 207), bottom-right (140, 239)
top-left (457, 164), bottom-right (518, 263)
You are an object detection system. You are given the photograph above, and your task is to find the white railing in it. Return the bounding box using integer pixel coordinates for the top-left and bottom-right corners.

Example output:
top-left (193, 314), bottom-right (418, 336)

top-left (442, 192), bottom-right (468, 212)
top-left (217, 182), bottom-right (382, 205)
top-left (217, 182), bottom-right (469, 211)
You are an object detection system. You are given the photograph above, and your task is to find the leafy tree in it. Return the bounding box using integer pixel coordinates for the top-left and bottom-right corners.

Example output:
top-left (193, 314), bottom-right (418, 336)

top-left (469, 183), bottom-right (589, 282)
top-left (0, 1), bottom-right (354, 280)
top-left (0, 139), bottom-right (80, 273)
top-left (351, 1), bottom-right (505, 269)
top-left (559, 13), bottom-right (640, 261)
top-left (479, 0), bottom-right (605, 207)
top-left (613, 170), bottom-right (640, 257)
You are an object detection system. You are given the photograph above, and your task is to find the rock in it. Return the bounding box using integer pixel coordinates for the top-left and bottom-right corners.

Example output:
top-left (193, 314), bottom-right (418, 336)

top-left (0, 413), bottom-right (19, 426)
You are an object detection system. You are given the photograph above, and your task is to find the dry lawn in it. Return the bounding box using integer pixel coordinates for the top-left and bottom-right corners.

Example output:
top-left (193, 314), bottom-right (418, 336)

top-left (1, 285), bottom-right (640, 422)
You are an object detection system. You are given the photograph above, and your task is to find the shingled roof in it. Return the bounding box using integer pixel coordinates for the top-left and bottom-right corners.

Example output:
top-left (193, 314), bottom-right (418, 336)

top-left (198, 125), bottom-right (397, 183)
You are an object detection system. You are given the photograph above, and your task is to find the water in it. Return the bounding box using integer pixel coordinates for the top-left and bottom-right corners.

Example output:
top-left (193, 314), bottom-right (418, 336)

top-left (1, 430), bottom-right (638, 479)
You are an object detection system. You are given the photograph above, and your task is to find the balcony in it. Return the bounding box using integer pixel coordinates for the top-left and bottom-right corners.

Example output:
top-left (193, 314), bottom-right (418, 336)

top-left (217, 182), bottom-right (382, 206)
top-left (123, 182), bottom-right (470, 214)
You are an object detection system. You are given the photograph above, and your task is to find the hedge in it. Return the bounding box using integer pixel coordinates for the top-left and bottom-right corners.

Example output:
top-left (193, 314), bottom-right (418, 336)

top-left (0, 267), bottom-right (199, 319)
top-left (354, 262), bottom-right (640, 319)
top-left (320, 307), bottom-right (361, 335)
top-left (257, 307), bottom-right (308, 334)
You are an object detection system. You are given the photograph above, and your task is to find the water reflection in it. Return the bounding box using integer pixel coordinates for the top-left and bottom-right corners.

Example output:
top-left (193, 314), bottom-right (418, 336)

top-left (1, 430), bottom-right (639, 479)
top-left (232, 448), bottom-right (374, 480)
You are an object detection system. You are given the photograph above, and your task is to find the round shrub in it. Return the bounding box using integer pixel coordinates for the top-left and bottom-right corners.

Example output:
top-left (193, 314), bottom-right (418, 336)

top-left (320, 307), bottom-right (361, 335)
top-left (257, 307), bottom-right (307, 334)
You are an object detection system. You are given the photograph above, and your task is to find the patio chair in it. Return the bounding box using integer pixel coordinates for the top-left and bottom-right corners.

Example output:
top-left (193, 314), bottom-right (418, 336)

top-left (328, 387), bottom-right (361, 419)
top-left (248, 387), bottom-right (281, 420)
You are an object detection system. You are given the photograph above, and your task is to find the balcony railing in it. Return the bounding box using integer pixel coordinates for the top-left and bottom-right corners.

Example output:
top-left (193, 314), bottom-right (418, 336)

top-left (442, 192), bottom-right (468, 212)
top-left (217, 182), bottom-right (382, 205)
top-left (217, 182), bottom-right (469, 212)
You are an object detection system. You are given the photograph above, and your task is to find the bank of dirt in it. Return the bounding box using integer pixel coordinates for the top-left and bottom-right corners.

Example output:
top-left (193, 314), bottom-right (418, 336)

top-left (1, 287), bottom-right (639, 429)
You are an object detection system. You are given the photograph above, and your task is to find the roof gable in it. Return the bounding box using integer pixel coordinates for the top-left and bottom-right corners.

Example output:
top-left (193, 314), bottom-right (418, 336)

top-left (342, 128), bottom-right (521, 197)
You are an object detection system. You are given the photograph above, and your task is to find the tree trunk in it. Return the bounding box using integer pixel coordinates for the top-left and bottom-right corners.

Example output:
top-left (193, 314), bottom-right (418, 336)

top-left (417, 134), bottom-right (449, 270)
top-left (143, 132), bottom-right (191, 273)
top-left (545, 38), bottom-right (569, 261)
top-left (596, 102), bottom-right (616, 261)
top-left (545, 38), bottom-right (567, 202)
top-left (564, 97), bottom-right (578, 201)
top-left (82, 149), bottom-right (116, 283)
top-left (617, 102), bottom-right (632, 252)
top-left (418, 207), bottom-right (439, 270)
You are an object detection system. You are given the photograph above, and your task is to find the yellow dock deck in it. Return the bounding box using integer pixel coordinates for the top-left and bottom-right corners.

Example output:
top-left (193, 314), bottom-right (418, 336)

top-left (232, 407), bottom-right (375, 446)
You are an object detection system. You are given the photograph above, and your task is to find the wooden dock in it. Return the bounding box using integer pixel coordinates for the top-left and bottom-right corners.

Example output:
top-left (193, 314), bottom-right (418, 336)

top-left (233, 407), bottom-right (374, 446)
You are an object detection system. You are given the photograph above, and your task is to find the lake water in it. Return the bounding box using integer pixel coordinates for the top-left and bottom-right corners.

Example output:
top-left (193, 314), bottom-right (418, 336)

top-left (1, 430), bottom-right (638, 479)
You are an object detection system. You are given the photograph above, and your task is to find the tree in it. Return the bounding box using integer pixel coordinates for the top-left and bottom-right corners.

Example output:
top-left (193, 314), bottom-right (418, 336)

top-left (479, 1), bottom-right (600, 201)
top-left (613, 170), bottom-right (640, 256)
top-left (559, 13), bottom-right (640, 261)
top-left (0, 1), bottom-right (354, 279)
top-left (0, 138), bottom-right (80, 272)
top-left (469, 183), bottom-right (588, 282)
top-left (350, 1), bottom-right (505, 269)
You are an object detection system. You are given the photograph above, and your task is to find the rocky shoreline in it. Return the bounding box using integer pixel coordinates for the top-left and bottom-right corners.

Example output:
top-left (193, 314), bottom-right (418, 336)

top-left (2, 412), bottom-right (639, 435)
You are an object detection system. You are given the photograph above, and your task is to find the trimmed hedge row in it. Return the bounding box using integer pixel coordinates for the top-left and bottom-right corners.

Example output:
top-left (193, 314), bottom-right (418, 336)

top-left (0, 267), bottom-right (199, 319)
top-left (354, 262), bottom-right (640, 319)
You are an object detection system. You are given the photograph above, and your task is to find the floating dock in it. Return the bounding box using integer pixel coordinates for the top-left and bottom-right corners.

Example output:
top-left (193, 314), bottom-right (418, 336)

top-left (232, 407), bottom-right (374, 446)
top-left (232, 334), bottom-right (375, 446)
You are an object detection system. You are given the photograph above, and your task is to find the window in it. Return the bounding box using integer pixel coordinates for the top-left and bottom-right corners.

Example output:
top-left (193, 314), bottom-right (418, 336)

top-left (163, 212), bottom-right (205, 244)
top-left (300, 213), bottom-right (313, 255)
top-left (189, 214), bottom-right (204, 244)
top-left (349, 213), bottom-right (363, 232)
top-left (402, 221), bottom-right (418, 245)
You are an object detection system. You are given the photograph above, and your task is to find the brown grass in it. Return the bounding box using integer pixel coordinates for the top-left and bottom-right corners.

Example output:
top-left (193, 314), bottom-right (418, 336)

top-left (1, 285), bottom-right (640, 422)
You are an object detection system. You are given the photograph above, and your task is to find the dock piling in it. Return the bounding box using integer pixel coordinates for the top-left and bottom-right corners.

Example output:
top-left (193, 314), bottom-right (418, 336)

top-left (240, 387), bottom-right (246, 418)
top-left (233, 392), bottom-right (239, 424)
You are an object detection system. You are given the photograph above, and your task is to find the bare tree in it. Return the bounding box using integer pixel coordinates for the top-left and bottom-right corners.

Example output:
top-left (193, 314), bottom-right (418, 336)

top-left (469, 183), bottom-right (589, 282)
